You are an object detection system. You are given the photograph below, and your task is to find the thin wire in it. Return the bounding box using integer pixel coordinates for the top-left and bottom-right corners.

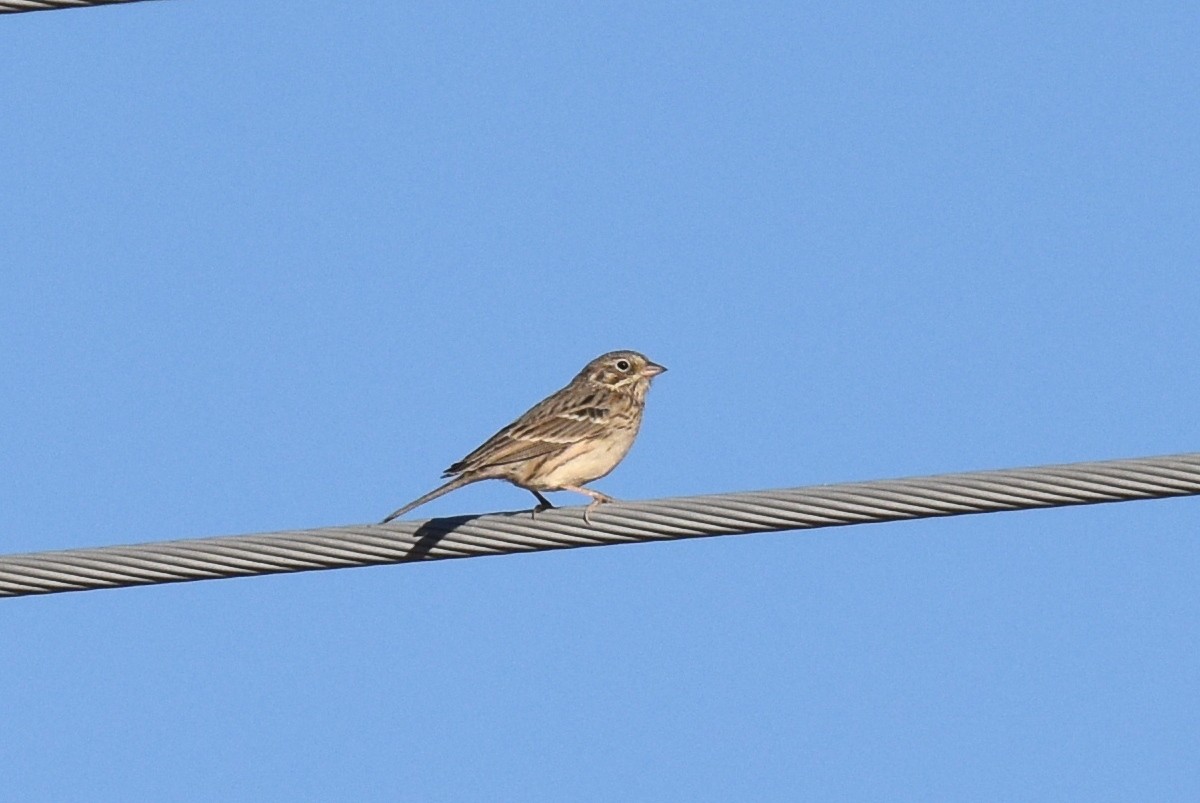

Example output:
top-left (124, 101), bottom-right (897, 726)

top-left (3, 452), bottom-right (1198, 598)
top-left (0, 0), bottom-right (151, 13)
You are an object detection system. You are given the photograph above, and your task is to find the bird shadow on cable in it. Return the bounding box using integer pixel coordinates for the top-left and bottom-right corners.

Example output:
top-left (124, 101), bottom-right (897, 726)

top-left (402, 514), bottom-right (481, 562)
top-left (396, 506), bottom-right (551, 562)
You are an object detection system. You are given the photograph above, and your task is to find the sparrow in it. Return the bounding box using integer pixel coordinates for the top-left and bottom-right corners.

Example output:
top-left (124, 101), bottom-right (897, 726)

top-left (381, 350), bottom-right (666, 523)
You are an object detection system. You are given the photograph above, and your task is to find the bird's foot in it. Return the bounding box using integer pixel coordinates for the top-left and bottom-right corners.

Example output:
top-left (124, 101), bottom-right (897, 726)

top-left (557, 486), bottom-right (618, 525)
top-left (527, 490), bottom-right (557, 519)
top-left (582, 493), bottom-right (617, 525)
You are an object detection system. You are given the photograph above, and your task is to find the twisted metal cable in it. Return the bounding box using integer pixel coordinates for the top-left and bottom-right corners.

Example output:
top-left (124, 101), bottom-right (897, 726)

top-left (0, 0), bottom-right (152, 13)
top-left (3, 452), bottom-right (1199, 598)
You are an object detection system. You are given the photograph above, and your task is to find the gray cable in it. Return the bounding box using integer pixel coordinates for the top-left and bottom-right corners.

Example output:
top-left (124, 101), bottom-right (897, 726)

top-left (0, 0), bottom-right (150, 13)
top-left (2, 452), bottom-right (1198, 598)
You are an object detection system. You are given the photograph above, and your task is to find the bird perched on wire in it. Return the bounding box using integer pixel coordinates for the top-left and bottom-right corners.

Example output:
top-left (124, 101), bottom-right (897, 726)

top-left (381, 350), bottom-right (667, 524)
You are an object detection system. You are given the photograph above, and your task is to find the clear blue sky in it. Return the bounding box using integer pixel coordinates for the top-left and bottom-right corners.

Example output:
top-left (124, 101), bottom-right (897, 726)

top-left (3, 3), bottom-right (1199, 800)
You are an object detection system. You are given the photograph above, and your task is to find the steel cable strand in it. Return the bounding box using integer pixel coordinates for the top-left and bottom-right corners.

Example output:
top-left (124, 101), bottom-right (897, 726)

top-left (2, 452), bottom-right (1199, 597)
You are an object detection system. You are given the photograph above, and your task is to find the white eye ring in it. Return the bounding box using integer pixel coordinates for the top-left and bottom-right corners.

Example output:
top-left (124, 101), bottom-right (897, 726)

top-left (616, 359), bottom-right (631, 371)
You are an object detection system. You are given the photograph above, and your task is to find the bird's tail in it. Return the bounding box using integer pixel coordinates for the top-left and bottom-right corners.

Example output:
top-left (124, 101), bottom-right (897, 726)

top-left (380, 475), bottom-right (476, 523)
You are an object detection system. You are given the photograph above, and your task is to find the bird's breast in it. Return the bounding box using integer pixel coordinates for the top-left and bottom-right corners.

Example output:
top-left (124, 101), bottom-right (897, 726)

top-left (525, 424), bottom-right (640, 489)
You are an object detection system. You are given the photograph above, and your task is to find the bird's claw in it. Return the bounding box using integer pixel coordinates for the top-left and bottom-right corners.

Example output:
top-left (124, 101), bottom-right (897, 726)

top-left (582, 496), bottom-right (614, 525)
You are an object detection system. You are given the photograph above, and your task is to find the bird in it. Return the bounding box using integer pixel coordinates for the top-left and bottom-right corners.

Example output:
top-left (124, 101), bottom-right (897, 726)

top-left (381, 350), bottom-right (666, 524)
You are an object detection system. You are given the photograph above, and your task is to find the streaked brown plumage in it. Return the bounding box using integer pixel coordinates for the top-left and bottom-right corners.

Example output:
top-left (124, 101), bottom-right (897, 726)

top-left (381, 350), bottom-right (666, 523)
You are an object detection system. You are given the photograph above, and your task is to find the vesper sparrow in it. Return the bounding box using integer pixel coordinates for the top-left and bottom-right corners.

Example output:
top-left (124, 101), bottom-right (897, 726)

top-left (381, 350), bottom-right (666, 523)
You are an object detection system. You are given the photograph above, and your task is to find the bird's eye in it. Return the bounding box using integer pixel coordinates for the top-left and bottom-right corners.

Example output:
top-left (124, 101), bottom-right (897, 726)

top-left (615, 359), bottom-right (631, 372)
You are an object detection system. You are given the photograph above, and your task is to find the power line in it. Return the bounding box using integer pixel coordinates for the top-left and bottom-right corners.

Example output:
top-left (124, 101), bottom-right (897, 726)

top-left (2, 452), bottom-right (1198, 598)
top-left (0, 0), bottom-right (151, 13)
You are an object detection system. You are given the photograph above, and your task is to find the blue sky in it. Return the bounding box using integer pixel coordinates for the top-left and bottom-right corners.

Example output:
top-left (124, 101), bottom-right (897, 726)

top-left (3, 2), bottom-right (1199, 800)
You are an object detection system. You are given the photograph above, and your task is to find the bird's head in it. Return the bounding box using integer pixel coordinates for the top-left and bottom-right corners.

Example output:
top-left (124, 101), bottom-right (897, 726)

top-left (576, 350), bottom-right (667, 400)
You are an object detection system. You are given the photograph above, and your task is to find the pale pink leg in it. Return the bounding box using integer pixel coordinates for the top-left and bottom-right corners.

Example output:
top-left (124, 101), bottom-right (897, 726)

top-left (559, 486), bottom-right (617, 524)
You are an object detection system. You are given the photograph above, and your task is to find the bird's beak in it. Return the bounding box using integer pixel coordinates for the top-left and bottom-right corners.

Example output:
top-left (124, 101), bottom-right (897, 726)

top-left (641, 361), bottom-right (667, 378)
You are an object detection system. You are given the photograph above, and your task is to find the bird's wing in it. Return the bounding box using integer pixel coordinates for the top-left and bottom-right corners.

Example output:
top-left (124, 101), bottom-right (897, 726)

top-left (444, 390), bottom-right (616, 476)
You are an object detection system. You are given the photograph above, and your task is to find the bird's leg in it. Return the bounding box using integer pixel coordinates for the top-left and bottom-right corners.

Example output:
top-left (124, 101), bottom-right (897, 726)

top-left (559, 485), bottom-right (617, 525)
top-left (529, 489), bottom-right (555, 518)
